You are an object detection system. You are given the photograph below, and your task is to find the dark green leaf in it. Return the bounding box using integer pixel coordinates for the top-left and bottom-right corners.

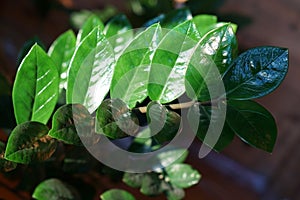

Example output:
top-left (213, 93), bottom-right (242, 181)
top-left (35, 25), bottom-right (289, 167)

top-left (110, 24), bottom-right (162, 108)
top-left (188, 104), bottom-right (234, 152)
top-left (104, 14), bottom-right (134, 59)
top-left (0, 141), bottom-right (17, 172)
top-left (223, 46), bottom-right (289, 100)
top-left (226, 100), bottom-right (277, 152)
top-left (148, 20), bottom-right (200, 103)
top-left (0, 95), bottom-right (16, 129)
top-left (67, 26), bottom-right (115, 113)
top-left (101, 189), bottom-right (136, 200)
top-left (0, 73), bottom-right (11, 96)
top-left (165, 164), bottom-right (201, 189)
top-left (13, 44), bottom-right (59, 124)
top-left (193, 14), bottom-right (218, 36)
top-left (48, 30), bottom-right (76, 94)
top-left (48, 104), bottom-right (93, 145)
top-left (96, 99), bottom-right (139, 139)
top-left (5, 121), bottom-right (57, 164)
top-left (166, 186), bottom-right (185, 200)
top-left (123, 172), bottom-right (146, 188)
top-left (76, 15), bottom-right (104, 42)
top-left (185, 24), bottom-right (237, 101)
top-left (32, 178), bottom-right (79, 200)
top-left (160, 8), bottom-right (193, 29)
top-left (140, 173), bottom-right (164, 196)
top-left (147, 102), bottom-right (181, 144)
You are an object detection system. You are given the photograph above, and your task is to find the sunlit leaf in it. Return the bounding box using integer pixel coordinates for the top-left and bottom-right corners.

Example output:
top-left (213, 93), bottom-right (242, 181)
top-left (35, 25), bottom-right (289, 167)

top-left (100, 189), bottom-right (136, 200)
top-left (76, 15), bottom-right (104, 42)
top-left (193, 14), bottom-right (217, 36)
top-left (13, 44), bottom-right (59, 124)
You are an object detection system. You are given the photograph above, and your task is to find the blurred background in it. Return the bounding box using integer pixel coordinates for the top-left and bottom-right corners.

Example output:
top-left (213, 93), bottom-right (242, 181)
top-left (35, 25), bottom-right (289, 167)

top-left (0, 0), bottom-right (299, 199)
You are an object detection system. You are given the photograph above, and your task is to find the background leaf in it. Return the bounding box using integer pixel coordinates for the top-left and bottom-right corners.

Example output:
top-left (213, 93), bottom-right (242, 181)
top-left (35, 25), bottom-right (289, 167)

top-left (110, 24), bottom-right (162, 108)
top-left (123, 173), bottom-right (145, 188)
top-left (148, 20), bottom-right (200, 103)
top-left (161, 8), bottom-right (193, 29)
top-left (76, 15), bottom-right (104, 43)
top-left (67, 26), bottom-right (115, 113)
top-left (48, 30), bottom-right (76, 94)
top-left (32, 178), bottom-right (79, 200)
top-left (0, 141), bottom-right (17, 172)
top-left (193, 14), bottom-right (218, 37)
top-left (140, 173), bottom-right (164, 196)
top-left (223, 46), bottom-right (289, 99)
top-left (100, 189), bottom-right (136, 200)
top-left (165, 164), bottom-right (201, 189)
top-left (48, 104), bottom-right (93, 145)
top-left (226, 100), bottom-right (277, 152)
top-left (13, 44), bottom-right (59, 124)
top-left (5, 121), bottom-right (57, 164)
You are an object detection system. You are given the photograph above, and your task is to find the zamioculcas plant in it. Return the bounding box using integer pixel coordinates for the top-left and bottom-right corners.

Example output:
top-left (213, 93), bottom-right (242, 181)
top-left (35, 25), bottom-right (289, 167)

top-left (0, 7), bottom-right (288, 200)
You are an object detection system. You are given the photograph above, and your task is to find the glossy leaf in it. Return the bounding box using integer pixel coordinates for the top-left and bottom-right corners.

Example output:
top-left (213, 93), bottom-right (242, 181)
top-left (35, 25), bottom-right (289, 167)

top-left (223, 47), bottom-right (289, 100)
top-left (123, 172), bottom-right (145, 188)
top-left (32, 178), bottom-right (78, 200)
top-left (110, 24), bottom-right (162, 108)
top-left (148, 20), bottom-right (200, 103)
top-left (161, 8), bottom-right (193, 29)
top-left (5, 121), bottom-right (57, 164)
top-left (101, 189), bottom-right (136, 200)
top-left (165, 164), bottom-right (201, 189)
top-left (147, 102), bottom-right (181, 144)
top-left (104, 14), bottom-right (133, 58)
top-left (226, 100), bottom-right (277, 152)
top-left (157, 149), bottom-right (188, 167)
top-left (77, 15), bottom-right (104, 42)
top-left (13, 44), bottom-right (59, 124)
top-left (95, 99), bottom-right (139, 139)
top-left (193, 14), bottom-right (217, 36)
top-left (188, 104), bottom-right (234, 152)
top-left (185, 24), bottom-right (238, 101)
top-left (0, 141), bottom-right (17, 172)
top-left (48, 104), bottom-right (93, 145)
top-left (48, 30), bottom-right (76, 92)
top-left (140, 173), bottom-right (163, 196)
top-left (67, 26), bottom-right (115, 113)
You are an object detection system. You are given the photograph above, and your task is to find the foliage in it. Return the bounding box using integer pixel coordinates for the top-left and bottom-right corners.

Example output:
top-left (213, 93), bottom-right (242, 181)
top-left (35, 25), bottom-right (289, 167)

top-left (0, 7), bottom-right (288, 200)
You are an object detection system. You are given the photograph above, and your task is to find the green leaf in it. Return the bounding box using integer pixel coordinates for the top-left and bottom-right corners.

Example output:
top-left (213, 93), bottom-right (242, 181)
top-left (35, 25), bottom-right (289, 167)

top-left (165, 164), bottom-right (201, 189)
top-left (140, 173), bottom-right (164, 196)
top-left (147, 102), bottom-right (180, 144)
top-left (110, 24), bottom-right (162, 108)
top-left (95, 99), bottom-right (139, 139)
top-left (13, 44), bottom-right (59, 124)
top-left (185, 24), bottom-right (238, 101)
top-left (77, 14), bottom-right (104, 42)
top-left (32, 178), bottom-right (79, 200)
top-left (123, 172), bottom-right (145, 188)
top-left (223, 46), bottom-right (289, 100)
top-left (104, 14), bottom-right (134, 59)
top-left (188, 104), bottom-right (234, 152)
top-left (226, 100), bottom-right (277, 152)
top-left (5, 121), bottom-right (57, 164)
top-left (48, 104), bottom-right (93, 145)
top-left (161, 8), bottom-right (193, 29)
top-left (166, 186), bottom-right (185, 200)
top-left (193, 14), bottom-right (218, 36)
top-left (0, 141), bottom-right (17, 172)
top-left (100, 189), bottom-right (136, 200)
top-left (67, 26), bottom-right (115, 113)
top-left (148, 20), bottom-right (200, 103)
top-left (157, 149), bottom-right (188, 167)
top-left (48, 30), bottom-right (76, 93)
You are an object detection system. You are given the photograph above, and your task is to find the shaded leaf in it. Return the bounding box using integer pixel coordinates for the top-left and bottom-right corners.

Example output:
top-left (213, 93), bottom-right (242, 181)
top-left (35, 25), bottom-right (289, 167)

top-left (223, 46), bottom-right (289, 100)
top-left (188, 104), bottom-right (234, 152)
top-left (32, 178), bottom-right (79, 200)
top-left (0, 73), bottom-right (11, 96)
top-left (100, 189), bottom-right (136, 200)
top-left (48, 30), bottom-right (76, 93)
top-left (48, 104), bottom-right (93, 145)
top-left (185, 24), bottom-right (237, 101)
top-left (123, 172), bottom-right (146, 188)
top-left (110, 24), bottom-right (162, 108)
top-left (140, 173), bottom-right (164, 196)
top-left (0, 141), bottom-right (17, 172)
top-left (5, 121), bottom-right (57, 164)
top-left (166, 186), bottom-right (185, 200)
top-left (96, 99), bottom-right (139, 139)
top-left (13, 44), bottom-right (59, 124)
top-left (67, 26), bottom-right (115, 113)
top-left (76, 15), bottom-right (104, 42)
top-left (148, 20), bottom-right (200, 103)
top-left (226, 100), bottom-right (277, 152)
top-left (165, 164), bottom-right (201, 189)
top-left (160, 8), bottom-right (193, 29)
